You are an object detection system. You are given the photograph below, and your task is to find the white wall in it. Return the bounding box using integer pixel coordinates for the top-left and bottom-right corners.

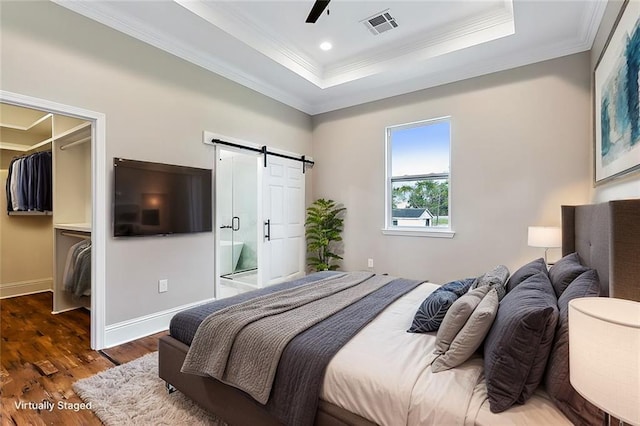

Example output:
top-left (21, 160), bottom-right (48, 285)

top-left (312, 53), bottom-right (592, 283)
top-left (0, 2), bottom-right (312, 326)
top-left (590, 0), bottom-right (640, 201)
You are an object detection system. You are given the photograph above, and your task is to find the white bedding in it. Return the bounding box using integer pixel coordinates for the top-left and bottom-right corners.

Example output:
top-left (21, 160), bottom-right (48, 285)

top-left (320, 282), bottom-right (571, 426)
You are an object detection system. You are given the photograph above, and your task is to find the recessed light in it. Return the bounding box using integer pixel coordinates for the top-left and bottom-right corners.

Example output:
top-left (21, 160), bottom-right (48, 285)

top-left (319, 41), bottom-right (332, 51)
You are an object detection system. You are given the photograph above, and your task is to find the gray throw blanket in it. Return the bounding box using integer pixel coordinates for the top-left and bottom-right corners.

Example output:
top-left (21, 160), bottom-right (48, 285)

top-left (182, 271), bottom-right (394, 404)
top-left (266, 277), bottom-right (422, 426)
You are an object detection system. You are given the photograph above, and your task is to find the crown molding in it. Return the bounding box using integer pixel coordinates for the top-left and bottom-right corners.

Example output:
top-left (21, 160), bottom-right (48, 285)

top-left (52, 0), bottom-right (314, 113)
top-left (578, 0), bottom-right (608, 48)
top-left (322, 3), bottom-right (515, 87)
top-left (311, 36), bottom-right (595, 115)
top-left (174, 0), bottom-right (324, 87)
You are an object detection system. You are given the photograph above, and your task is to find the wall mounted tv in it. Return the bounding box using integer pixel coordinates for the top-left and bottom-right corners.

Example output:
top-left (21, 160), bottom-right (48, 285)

top-left (113, 158), bottom-right (212, 237)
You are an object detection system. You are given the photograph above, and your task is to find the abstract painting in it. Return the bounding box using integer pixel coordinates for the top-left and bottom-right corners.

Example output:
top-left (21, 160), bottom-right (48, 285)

top-left (595, 0), bottom-right (640, 184)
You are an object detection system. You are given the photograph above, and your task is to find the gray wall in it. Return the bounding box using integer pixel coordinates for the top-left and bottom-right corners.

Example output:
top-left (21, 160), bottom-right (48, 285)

top-left (590, 0), bottom-right (640, 201)
top-left (0, 1), bottom-right (312, 325)
top-left (312, 53), bottom-right (592, 283)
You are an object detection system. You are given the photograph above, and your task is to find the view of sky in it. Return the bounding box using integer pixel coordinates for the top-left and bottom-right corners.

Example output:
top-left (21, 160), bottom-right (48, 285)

top-left (390, 120), bottom-right (450, 176)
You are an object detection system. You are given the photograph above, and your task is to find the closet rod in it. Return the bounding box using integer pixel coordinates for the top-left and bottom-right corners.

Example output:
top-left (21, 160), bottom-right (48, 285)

top-left (60, 136), bottom-right (91, 151)
top-left (211, 138), bottom-right (315, 173)
top-left (60, 231), bottom-right (91, 240)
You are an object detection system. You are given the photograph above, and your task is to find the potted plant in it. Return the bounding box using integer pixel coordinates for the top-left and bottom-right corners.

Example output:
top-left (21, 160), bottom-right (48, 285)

top-left (305, 198), bottom-right (346, 272)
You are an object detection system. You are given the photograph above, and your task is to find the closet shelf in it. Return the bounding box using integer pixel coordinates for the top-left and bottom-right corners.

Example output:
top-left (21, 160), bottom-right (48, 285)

top-left (0, 138), bottom-right (53, 152)
top-left (8, 211), bottom-right (52, 216)
top-left (54, 223), bottom-right (91, 233)
top-left (56, 122), bottom-right (91, 147)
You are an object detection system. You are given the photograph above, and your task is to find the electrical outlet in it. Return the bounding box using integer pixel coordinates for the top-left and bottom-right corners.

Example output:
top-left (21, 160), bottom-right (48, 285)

top-left (367, 258), bottom-right (374, 268)
top-left (159, 279), bottom-right (168, 293)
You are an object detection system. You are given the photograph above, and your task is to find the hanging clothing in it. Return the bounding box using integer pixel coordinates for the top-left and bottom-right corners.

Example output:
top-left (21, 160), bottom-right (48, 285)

top-left (8, 158), bottom-right (20, 211)
top-left (63, 239), bottom-right (91, 297)
top-left (5, 151), bottom-right (52, 213)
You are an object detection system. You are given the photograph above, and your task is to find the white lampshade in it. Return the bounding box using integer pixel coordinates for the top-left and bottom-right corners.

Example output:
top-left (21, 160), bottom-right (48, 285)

top-left (527, 226), bottom-right (562, 248)
top-left (569, 297), bottom-right (640, 425)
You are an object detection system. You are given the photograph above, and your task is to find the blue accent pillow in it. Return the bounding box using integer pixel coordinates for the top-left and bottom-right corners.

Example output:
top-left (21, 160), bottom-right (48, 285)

top-left (408, 278), bottom-right (473, 333)
top-left (435, 278), bottom-right (474, 296)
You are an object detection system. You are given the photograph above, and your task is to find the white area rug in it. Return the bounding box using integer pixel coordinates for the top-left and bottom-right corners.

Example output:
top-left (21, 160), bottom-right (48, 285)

top-left (73, 352), bottom-right (222, 425)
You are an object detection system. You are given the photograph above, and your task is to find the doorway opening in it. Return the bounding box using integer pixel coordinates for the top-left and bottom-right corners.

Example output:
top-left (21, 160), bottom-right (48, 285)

top-left (0, 90), bottom-right (106, 349)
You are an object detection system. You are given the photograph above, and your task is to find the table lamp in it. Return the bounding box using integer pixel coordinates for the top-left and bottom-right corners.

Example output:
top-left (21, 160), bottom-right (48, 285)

top-left (569, 297), bottom-right (640, 426)
top-left (527, 226), bottom-right (562, 265)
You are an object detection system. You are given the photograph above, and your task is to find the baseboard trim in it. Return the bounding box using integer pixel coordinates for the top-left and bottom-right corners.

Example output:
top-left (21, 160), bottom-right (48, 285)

top-left (0, 278), bottom-right (53, 299)
top-left (104, 298), bottom-right (216, 348)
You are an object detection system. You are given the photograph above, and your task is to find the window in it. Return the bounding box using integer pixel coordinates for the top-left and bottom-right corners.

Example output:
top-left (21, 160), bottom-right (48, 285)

top-left (384, 117), bottom-right (453, 237)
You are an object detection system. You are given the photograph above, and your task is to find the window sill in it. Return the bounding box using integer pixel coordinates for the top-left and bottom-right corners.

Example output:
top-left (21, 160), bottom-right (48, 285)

top-left (381, 227), bottom-right (455, 238)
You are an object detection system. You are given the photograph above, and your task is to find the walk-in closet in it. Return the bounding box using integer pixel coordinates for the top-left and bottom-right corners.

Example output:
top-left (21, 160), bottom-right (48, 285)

top-left (0, 103), bottom-right (92, 323)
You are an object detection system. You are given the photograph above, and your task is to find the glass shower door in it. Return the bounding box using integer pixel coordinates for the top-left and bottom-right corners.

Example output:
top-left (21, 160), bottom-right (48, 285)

top-left (217, 149), bottom-right (259, 294)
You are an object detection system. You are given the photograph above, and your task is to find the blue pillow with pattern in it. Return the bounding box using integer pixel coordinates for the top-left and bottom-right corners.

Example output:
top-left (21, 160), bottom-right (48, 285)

top-left (436, 278), bottom-right (474, 297)
top-left (408, 278), bottom-right (473, 333)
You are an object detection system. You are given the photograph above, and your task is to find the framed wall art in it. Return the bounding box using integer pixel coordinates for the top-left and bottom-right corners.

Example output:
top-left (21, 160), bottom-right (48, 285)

top-left (594, 0), bottom-right (640, 184)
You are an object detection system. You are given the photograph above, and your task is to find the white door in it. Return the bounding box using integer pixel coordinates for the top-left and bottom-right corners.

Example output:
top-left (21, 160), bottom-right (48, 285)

top-left (261, 155), bottom-right (305, 285)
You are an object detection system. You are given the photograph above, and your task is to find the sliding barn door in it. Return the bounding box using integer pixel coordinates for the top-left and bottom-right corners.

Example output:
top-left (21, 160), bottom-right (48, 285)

top-left (262, 155), bottom-right (305, 285)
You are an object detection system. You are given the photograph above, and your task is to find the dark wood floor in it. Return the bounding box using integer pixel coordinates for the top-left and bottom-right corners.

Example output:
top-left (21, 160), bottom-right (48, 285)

top-left (0, 292), bottom-right (167, 425)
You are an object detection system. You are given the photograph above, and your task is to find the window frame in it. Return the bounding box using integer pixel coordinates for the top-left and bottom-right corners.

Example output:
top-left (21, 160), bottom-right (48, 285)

top-left (383, 117), bottom-right (455, 238)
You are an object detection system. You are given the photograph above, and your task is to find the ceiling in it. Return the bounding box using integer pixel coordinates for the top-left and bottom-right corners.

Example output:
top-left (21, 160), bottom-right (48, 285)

top-left (53, 0), bottom-right (607, 115)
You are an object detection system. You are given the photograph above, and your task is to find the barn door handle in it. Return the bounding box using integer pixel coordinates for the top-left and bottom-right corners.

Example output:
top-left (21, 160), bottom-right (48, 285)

top-left (264, 219), bottom-right (271, 241)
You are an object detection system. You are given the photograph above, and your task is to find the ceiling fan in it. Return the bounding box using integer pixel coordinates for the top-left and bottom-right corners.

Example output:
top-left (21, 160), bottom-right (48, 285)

top-left (306, 0), bottom-right (330, 23)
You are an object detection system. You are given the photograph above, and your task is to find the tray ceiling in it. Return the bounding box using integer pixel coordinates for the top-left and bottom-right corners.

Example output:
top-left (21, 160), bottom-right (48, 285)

top-left (53, 0), bottom-right (607, 115)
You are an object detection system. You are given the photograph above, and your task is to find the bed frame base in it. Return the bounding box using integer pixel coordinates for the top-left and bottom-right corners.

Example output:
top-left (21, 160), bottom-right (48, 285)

top-left (158, 335), bottom-right (375, 426)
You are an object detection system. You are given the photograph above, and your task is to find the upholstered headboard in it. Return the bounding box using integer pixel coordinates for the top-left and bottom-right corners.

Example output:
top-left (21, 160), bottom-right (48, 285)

top-left (561, 199), bottom-right (640, 301)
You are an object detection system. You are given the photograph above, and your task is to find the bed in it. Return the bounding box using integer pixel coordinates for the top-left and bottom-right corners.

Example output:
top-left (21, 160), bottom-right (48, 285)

top-left (158, 199), bottom-right (640, 425)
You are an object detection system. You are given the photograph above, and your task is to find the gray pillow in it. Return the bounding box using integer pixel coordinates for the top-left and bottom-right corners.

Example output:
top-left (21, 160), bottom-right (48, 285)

top-left (433, 286), bottom-right (492, 354)
top-left (484, 272), bottom-right (559, 413)
top-left (432, 288), bottom-right (499, 372)
top-left (470, 265), bottom-right (509, 300)
top-left (506, 258), bottom-right (547, 293)
top-left (548, 252), bottom-right (590, 298)
top-left (545, 269), bottom-right (603, 425)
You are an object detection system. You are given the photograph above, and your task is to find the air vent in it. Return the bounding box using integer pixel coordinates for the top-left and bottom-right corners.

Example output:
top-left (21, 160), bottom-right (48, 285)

top-left (362, 9), bottom-right (398, 35)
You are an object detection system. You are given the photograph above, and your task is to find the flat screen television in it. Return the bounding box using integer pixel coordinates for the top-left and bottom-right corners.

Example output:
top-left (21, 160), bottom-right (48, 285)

top-left (113, 158), bottom-right (212, 237)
